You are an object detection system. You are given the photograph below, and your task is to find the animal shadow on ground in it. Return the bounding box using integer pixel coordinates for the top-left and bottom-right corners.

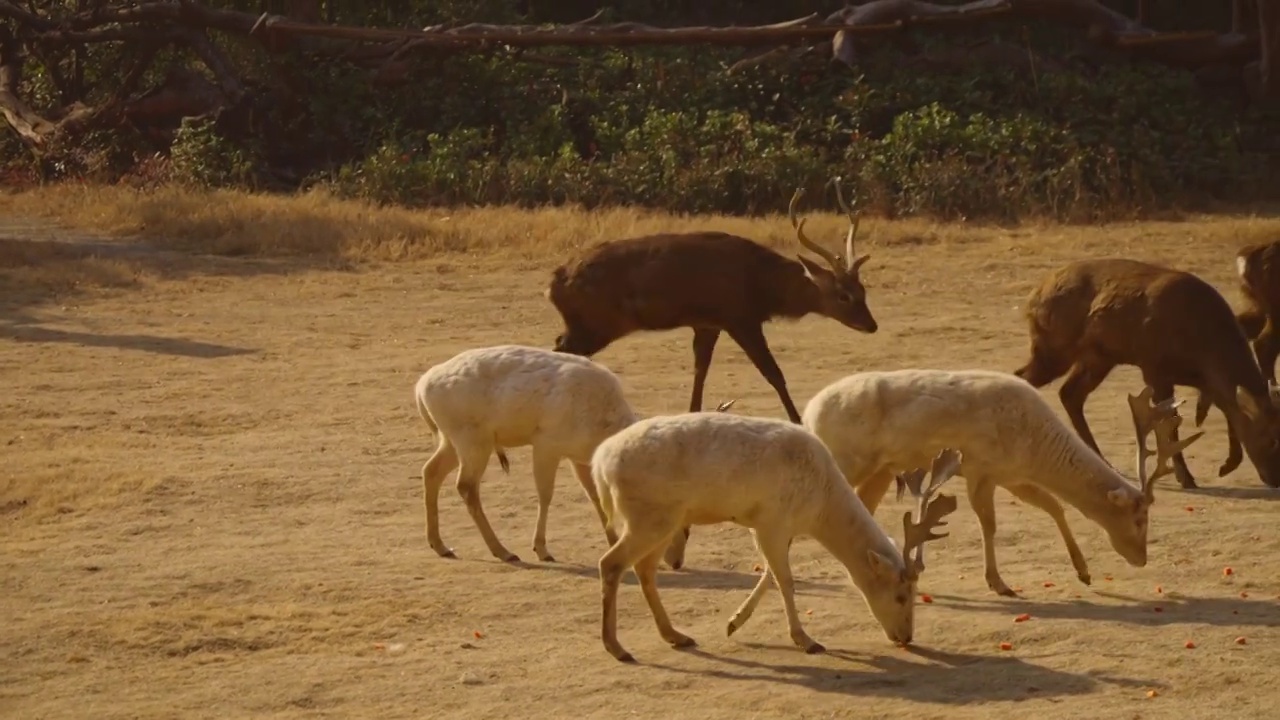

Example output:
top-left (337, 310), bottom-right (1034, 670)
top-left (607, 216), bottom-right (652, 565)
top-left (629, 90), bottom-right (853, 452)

top-left (0, 235), bottom-right (354, 322)
top-left (643, 644), bottom-right (1158, 703)
top-left (0, 312), bottom-right (257, 358)
top-left (1180, 483), bottom-right (1280, 500)
top-left (512, 558), bottom-right (843, 593)
top-left (927, 589), bottom-right (1272, 627)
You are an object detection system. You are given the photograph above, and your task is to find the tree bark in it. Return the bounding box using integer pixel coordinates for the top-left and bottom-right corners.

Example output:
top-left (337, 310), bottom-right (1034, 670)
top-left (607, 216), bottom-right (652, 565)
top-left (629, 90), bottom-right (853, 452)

top-left (1256, 0), bottom-right (1279, 100)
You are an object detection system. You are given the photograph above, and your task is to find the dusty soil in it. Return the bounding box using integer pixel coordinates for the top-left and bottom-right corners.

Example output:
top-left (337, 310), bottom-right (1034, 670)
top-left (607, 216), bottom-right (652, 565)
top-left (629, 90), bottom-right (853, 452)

top-left (3, 213), bottom-right (1279, 720)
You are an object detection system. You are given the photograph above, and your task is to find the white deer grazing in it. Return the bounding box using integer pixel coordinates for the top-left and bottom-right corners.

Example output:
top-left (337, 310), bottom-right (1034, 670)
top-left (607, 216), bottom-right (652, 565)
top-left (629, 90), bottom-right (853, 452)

top-left (799, 369), bottom-right (1202, 597)
top-left (414, 344), bottom-right (730, 564)
top-left (590, 410), bottom-right (960, 662)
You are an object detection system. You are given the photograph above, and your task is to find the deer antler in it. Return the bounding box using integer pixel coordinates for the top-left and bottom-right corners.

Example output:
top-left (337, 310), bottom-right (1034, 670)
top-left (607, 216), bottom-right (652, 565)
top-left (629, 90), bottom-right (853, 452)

top-left (831, 177), bottom-right (868, 273)
top-left (787, 186), bottom-right (843, 272)
top-left (895, 448), bottom-right (963, 578)
top-left (1127, 387), bottom-right (1206, 502)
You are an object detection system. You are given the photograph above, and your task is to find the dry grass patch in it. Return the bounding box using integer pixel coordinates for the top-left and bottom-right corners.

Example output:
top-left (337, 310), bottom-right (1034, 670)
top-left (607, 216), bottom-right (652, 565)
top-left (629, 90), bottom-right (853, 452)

top-left (0, 236), bottom-right (148, 306)
top-left (5, 183), bottom-right (1278, 267)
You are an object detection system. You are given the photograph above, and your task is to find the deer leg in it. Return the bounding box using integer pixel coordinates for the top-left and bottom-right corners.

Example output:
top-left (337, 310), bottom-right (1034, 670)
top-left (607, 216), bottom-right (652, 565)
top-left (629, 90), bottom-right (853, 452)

top-left (422, 436), bottom-right (460, 558)
top-left (1219, 413), bottom-right (1245, 478)
top-left (855, 467), bottom-right (896, 515)
top-left (1143, 378), bottom-right (1199, 489)
top-left (659, 327), bottom-right (724, 566)
top-left (662, 526), bottom-right (690, 570)
top-left (727, 324), bottom-right (802, 424)
top-left (751, 528), bottom-right (822, 653)
top-left (1006, 484), bottom-right (1091, 586)
top-left (634, 544), bottom-right (697, 650)
top-left (530, 447), bottom-right (561, 562)
top-left (599, 520), bottom-right (681, 662)
top-left (688, 327), bottom-right (721, 413)
top-left (570, 461), bottom-right (617, 545)
top-left (726, 538), bottom-right (792, 637)
top-left (727, 567), bottom-right (774, 638)
top-left (968, 477), bottom-right (1017, 597)
top-left (454, 445), bottom-right (519, 562)
top-left (1057, 360), bottom-right (1113, 457)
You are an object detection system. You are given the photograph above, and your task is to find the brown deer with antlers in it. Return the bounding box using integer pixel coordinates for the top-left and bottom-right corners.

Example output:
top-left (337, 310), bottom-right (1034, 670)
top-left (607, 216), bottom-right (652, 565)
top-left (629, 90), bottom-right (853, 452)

top-left (1014, 257), bottom-right (1280, 489)
top-left (1190, 239), bottom-right (1280, 476)
top-left (546, 180), bottom-right (876, 424)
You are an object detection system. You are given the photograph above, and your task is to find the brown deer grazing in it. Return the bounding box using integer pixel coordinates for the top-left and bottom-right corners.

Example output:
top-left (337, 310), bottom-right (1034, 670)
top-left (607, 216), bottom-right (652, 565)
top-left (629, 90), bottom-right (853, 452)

top-left (545, 180), bottom-right (877, 424)
top-left (1190, 239), bottom-right (1280, 476)
top-left (1013, 257), bottom-right (1280, 490)
top-left (1230, 239), bottom-right (1280, 383)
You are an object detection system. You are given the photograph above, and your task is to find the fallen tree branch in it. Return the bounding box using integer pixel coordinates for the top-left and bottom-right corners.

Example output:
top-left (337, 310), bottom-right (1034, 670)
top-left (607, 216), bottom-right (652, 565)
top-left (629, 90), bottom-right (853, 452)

top-left (0, 0), bottom-right (1261, 72)
top-left (824, 0), bottom-right (1259, 69)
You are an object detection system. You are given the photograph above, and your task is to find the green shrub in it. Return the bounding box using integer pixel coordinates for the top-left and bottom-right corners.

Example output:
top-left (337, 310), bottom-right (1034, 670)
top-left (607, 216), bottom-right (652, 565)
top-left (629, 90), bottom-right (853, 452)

top-left (169, 117), bottom-right (260, 190)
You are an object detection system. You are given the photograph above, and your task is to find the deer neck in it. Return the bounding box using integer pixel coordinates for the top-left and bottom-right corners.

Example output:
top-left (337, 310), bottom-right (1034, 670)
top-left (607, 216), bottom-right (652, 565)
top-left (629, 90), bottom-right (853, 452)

top-left (774, 261), bottom-right (825, 319)
top-left (1203, 337), bottom-right (1270, 405)
top-left (808, 491), bottom-right (900, 592)
top-left (1021, 416), bottom-right (1143, 529)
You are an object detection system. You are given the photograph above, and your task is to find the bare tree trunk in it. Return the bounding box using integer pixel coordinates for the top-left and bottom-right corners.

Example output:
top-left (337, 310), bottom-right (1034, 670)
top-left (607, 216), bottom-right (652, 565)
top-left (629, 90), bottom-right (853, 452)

top-left (1135, 0), bottom-right (1148, 25)
top-left (1235, 0), bottom-right (1258, 33)
top-left (1258, 0), bottom-right (1279, 100)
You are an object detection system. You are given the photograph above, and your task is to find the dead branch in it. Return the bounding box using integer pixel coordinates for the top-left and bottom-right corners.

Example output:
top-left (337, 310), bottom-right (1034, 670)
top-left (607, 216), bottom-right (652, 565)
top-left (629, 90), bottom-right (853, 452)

top-left (1257, 0), bottom-right (1279, 100)
top-left (0, 25), bottom-right (56, 146)
top-left (180, 28), bottom-right (244, 102)
top-left (824, 0), bottom-right (1258, 70)
top-left (0, 0), bottom-right (1261, 73)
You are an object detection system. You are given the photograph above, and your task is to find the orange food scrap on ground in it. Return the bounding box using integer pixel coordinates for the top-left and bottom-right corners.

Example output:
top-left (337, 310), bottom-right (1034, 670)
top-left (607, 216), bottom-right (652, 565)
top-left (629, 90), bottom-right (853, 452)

top-left (806, 609), bottom-right (813, 616)
top-left (1153, 606), bottom-right (1163, 613)
top-left (373, 643), bottom-right (387, 650)
top-left (1223, 567), bottom-right (1234, 577)
top-left (1241, 591), bottom-right (1250, 598)
top-left (1043, 581), bottom-right (1055, 588)
top-left (920, 593), bottom-right (933, 603)
top-left (1236, 636), bottom-right (1248, 645)
top-left (1103, 575), bottom-right (1113, 582)
top-left (1146, 690), bottom-right (1159, 698)
top-left (753, 564), bottom-right (763, 572)
top-left (1184, 641), bottom-right (1197, 649)
top-left (1014, 613), bottom-right (1031, 623)
top-left (1184, 505), bottom-right (1195, 512)
top-left (473, 631), bottom-right (484, 639)
top-left (1155, 585), bottom-right (1163, 594)
top-left (999, 642), bottom-right (1013, 651)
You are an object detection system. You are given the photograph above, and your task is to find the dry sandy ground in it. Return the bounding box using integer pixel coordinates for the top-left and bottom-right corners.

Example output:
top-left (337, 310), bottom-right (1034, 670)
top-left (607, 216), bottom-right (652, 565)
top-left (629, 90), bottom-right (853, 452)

top-left (3, 209), bottom-right (1280, 720)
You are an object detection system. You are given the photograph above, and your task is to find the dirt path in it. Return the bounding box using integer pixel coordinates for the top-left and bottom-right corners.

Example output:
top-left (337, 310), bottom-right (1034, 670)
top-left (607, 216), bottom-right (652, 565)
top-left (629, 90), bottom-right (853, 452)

top-left (3, 215), bottom-right (1279, 720)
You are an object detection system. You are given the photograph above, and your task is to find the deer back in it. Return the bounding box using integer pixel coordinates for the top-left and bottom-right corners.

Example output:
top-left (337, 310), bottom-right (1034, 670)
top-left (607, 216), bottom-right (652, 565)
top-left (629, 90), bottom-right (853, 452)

top-left (549, 232), bottom-right (831, 334)
top-left (1026, 258), bottom-right (1259, 388)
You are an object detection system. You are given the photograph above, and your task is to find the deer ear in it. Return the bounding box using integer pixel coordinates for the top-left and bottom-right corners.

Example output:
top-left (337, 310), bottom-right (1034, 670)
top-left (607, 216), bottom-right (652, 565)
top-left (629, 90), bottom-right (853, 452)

top-left (1106, 489), bottom-right (1134, 509)
top-left (866, 549), bottom-right (896, 578)
top-left (796, 254), bottom-right (826, 282)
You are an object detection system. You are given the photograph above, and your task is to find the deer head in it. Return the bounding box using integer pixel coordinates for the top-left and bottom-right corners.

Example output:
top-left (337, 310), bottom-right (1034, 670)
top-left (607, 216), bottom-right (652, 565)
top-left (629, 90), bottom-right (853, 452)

top-left (787, 179), bottom-right (877, 334)
top-left (893, 447), bottom-right (963, 579)
top-left (861, 447), bottom-right (962, 646)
